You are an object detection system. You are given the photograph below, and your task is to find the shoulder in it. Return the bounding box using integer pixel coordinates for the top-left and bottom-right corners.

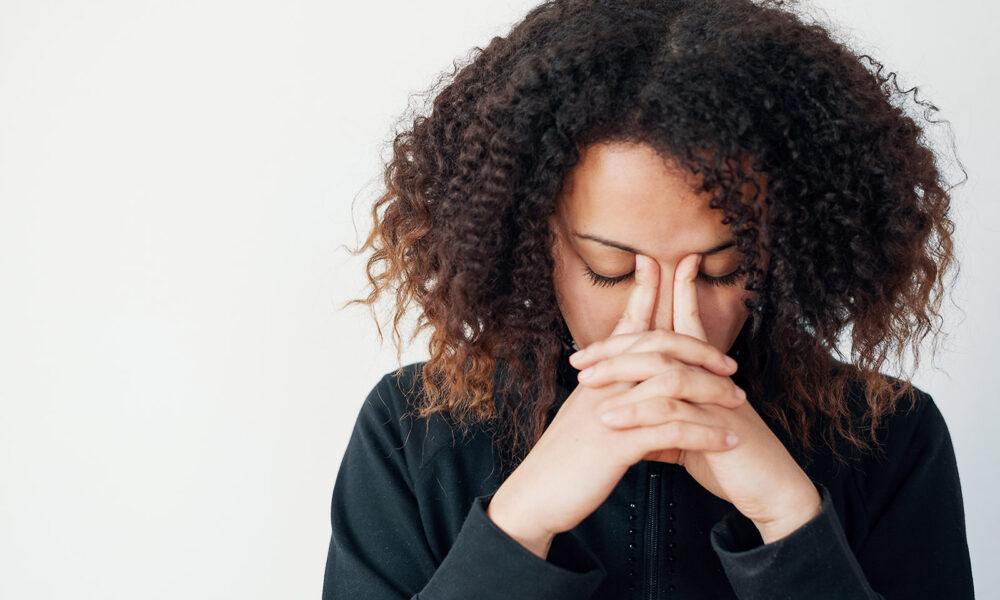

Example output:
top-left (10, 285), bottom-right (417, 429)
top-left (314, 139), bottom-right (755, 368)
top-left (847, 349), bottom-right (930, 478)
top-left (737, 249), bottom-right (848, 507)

top-left (360, 361), bottom-right (427, 424)
top-left (352, 362), bottom-right (498, 480)
top-left (832, 361), bottom-right (950, 457)
top-left (828, 362), bottom-right (958, 500)
top-left (355, 362), bottom-right (437, 451)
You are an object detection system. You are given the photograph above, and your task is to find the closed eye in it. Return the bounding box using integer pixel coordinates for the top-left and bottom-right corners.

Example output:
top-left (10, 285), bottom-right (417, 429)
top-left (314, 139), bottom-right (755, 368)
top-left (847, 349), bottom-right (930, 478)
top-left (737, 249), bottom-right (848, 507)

top-left (582, 265), bottom-right (633, 287)
top-left (698, 270), bottom-right (744, 287)
top-left (582, 265), bottom-right (744, 288)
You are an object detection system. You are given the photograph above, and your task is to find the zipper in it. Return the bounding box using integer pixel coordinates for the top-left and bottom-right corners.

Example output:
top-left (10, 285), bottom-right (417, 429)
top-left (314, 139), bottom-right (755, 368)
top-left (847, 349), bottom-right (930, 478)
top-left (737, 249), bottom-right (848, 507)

top-left (645, 462), bottom-right (662, 600)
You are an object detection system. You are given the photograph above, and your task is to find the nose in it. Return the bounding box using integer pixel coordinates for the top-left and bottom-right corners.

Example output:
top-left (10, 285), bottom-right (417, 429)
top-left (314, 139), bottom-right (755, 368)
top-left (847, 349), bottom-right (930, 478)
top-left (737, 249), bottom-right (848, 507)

top-left (648, 262), bottom-right (675, 332)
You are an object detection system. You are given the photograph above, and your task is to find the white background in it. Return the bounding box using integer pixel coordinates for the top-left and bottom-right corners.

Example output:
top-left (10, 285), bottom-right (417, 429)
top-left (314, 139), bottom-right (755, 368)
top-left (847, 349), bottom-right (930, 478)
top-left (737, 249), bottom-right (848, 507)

top-left (1, 0), bottom-right (996, 598)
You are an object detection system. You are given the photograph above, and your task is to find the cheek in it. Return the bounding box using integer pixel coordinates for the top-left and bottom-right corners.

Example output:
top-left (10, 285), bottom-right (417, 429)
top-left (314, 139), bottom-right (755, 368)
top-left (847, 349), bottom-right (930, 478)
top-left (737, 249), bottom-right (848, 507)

top-left (697, 284), bottom-right (751, 352)
top-left (551, 252), bottom-right (628, 348)
top-left (559, 285), bottom-right (627, 348)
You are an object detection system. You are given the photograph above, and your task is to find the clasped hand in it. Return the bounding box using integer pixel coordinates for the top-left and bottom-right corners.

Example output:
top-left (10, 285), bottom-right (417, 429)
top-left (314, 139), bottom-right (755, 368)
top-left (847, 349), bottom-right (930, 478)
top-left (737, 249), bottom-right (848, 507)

top-left (571, 253), bottom-right (822, 545)
top-left (486, 254), bottom-right (822, 559)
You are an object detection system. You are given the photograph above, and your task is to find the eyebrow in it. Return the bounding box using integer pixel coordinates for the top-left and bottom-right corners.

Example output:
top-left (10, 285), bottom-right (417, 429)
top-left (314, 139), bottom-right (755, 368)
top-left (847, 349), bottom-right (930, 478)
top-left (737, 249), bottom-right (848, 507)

top-left (573, 232), bottom-right (736, 257)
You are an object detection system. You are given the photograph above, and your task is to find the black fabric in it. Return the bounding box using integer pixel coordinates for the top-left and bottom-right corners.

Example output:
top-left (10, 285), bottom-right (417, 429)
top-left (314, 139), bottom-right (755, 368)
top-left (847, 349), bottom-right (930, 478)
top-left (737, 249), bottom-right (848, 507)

top-left (322, 351), bottom-right (974, 599)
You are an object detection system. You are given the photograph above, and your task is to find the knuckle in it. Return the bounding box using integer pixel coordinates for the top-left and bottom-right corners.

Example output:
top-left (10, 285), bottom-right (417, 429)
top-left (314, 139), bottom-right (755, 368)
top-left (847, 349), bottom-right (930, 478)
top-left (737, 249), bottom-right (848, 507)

top-left (658, 368), bottom-right (678, 387)
top-left (663, 368), bottom-right (685, 391)
top-left (653, 329), bottom-right (675, 350)
top-left (653, 397), bottom-right (676, 418)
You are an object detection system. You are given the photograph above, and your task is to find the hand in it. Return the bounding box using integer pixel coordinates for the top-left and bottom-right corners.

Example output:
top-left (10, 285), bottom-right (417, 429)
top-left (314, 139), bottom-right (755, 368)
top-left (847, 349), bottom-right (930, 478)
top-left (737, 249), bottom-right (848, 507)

top-left (486, 255), bottom-right (743, 558)
top-left (571, 253), bottom-right (823, 544)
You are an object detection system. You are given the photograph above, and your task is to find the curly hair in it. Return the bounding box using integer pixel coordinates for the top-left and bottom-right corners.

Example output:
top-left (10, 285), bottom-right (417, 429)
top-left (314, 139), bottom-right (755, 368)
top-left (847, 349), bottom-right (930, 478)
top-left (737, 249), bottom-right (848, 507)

top-left (351, 0), bottom-right (959, 471)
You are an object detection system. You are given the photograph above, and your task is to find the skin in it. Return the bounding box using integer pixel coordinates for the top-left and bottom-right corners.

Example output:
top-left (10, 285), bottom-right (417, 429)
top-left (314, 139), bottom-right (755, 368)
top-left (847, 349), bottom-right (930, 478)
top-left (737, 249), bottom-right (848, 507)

top-left (549, 141), bottom-right (754, 353)
top-left (486, 142), bottom-right (821, 558)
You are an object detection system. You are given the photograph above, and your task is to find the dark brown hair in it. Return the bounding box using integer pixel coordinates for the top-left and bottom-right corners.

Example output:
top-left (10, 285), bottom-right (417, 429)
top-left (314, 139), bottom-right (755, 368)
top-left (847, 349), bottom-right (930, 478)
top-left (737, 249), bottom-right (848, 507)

top-left (352, 0), bottom-right (960, 470)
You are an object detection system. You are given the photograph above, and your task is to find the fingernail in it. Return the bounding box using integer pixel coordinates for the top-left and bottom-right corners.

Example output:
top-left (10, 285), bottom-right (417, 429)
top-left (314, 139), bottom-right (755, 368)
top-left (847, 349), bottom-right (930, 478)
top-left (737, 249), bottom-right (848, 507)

top-left (725, 433), bottom-right (739, 447)
top-left (570, 349), bottom-right (586, 363)
top-left (579, 367), bottom-right (594, 381)
top-left (724, 356), bottom-right (738, 370)
top-left (735, 387), bottom-right (746, 400)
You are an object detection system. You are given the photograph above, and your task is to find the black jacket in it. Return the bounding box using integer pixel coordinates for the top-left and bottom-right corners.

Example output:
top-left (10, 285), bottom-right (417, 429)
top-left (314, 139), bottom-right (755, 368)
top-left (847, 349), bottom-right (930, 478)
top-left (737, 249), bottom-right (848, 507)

top-left (322, 349), bottom-right (974, 599)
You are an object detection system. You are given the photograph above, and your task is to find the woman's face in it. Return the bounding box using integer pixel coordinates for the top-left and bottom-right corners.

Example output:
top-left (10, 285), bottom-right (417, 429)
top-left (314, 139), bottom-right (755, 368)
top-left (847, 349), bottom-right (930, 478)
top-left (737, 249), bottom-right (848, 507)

top-left (550, 142), bottom-right (764, 354)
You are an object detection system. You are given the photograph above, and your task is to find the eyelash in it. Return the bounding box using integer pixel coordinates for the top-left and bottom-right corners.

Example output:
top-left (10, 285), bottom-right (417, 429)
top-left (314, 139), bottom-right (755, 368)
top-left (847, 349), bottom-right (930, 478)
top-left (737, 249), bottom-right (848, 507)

top-left (582, 265), bottom-right (743, 288)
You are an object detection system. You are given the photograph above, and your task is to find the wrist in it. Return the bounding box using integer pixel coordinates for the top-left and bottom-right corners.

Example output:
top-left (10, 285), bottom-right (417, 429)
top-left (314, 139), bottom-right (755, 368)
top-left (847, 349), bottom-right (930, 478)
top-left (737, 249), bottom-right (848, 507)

top-left (486, 494), bottom-right (556, 559)
top-left (753, 483), bottom-right (823, 545)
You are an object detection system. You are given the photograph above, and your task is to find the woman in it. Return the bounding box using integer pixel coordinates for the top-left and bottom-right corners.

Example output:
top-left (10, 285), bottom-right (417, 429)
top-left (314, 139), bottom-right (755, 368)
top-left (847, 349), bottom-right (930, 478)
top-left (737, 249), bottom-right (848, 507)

top-left (323, 0), bottom-right (973, 598)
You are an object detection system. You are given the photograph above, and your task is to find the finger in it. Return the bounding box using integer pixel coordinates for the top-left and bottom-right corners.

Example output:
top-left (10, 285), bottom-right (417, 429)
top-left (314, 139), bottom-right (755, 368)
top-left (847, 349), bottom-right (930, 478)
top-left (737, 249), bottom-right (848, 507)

top-left (622, 420), bottom-right (739, 462)
top-left (569, 329), bottom-right (737, 375)
top-left (582, 357), bottom-right (745, 405)
top-left (577, 351), bottom-right (677, 387)
top-left (610, 254), bottom-right (658, 336)
top-left (673, 254), bottom-right (708, 342)
top-left (596, 369), bottom-right (746, 410)
top-left (599, 396), bottom-right (710, 429)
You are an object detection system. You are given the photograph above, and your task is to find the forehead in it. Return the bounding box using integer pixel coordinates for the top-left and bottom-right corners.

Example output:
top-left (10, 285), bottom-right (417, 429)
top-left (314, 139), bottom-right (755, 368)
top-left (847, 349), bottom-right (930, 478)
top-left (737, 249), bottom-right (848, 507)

top-left (557, 142), bottom-right (731, 255)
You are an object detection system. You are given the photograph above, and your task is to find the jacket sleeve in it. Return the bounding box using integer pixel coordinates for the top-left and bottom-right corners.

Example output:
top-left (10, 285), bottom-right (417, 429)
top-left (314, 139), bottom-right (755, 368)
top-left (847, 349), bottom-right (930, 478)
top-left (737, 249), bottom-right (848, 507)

top-left (322, 374), bottom-right (605, 600)
top-left (707, 391), bottom-right (974, 599)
